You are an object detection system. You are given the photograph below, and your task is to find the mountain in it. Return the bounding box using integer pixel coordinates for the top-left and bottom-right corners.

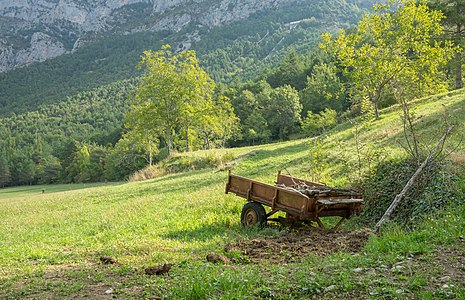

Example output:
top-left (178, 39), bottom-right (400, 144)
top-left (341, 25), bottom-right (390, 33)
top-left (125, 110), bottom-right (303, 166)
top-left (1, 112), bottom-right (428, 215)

top-left (0, 0), bottom-right (370, 72)
top-left (0, 0), bottom-right (372, 115)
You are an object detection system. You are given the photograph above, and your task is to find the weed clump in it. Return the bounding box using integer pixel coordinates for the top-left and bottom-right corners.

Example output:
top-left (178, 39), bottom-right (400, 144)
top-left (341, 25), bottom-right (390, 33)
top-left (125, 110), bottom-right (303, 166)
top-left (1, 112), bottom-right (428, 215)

top-left (160, 151), bottom-right (235, 173)
top-left (129, 165), bottom-right (166, 182)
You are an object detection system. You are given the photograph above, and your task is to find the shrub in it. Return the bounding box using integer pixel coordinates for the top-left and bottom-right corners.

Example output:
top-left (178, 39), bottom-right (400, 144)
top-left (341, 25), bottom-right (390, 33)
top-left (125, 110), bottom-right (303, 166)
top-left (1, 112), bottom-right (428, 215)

top-left (358, 157), bottom-right (463, 227)
top-left (129, 165), bottom-right (166, 182)
top-left (302, 108), bottom-right (337, 137)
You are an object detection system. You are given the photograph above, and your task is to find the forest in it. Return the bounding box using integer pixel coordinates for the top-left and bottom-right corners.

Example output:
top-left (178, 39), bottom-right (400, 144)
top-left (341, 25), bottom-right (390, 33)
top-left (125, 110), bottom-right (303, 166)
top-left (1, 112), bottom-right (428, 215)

top-left (0, 0), bottom-right (364, 116)
top-left (0, 0), bottom-right (464, 187)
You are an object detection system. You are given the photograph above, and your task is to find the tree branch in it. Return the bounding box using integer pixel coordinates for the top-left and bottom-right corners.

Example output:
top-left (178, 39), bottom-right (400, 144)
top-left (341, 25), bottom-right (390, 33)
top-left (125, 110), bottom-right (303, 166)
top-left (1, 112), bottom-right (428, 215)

top-left (374, 125), bottom-right (453, 231)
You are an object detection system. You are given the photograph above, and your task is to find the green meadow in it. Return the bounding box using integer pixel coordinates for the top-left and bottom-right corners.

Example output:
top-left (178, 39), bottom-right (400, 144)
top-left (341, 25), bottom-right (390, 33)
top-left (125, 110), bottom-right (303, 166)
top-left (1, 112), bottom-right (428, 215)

top-left (1, 90), bottom-right (465, 299)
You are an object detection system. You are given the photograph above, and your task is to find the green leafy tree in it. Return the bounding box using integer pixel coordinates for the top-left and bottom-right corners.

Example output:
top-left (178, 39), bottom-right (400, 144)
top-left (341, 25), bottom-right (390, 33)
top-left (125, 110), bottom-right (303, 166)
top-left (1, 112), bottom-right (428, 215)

top-left (40, 156), bottom-right (62, 184)
top-left (11, 153), bottom-right (35, 185)
top-left (124, 108), bottom-right (160, 166)
top-left (243, 111), bottom-right (272, 145)
top-left (267, 49), bottom-right (307, 90)
top-left (197, 95), bottom-right (241, 149)
top-left (66, 144), bottom-right (91, 182)
top-left (428, 0), bottom-right (465, 89)
top-left (322, 0), bottom-right (457, 119)
top-left (104, 139), bottom-right (147, 181)
top-left (81, 145), bottom-right (108, 182)
top-left (0, 156), bottom-right (11, 187)
top-left (264, 85), bottom-right (302, 140)
top-left (302, 108), bottom-right (338, 137)
top-left (131, 45), bottom-right (216, 155)
top-left (300, 62), bottom-right (345, 116)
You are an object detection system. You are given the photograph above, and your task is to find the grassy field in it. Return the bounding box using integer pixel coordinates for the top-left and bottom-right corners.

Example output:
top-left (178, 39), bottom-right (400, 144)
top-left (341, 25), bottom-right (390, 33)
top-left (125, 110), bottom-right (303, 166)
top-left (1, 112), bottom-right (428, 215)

top-left (0, 183), bottom-right (121, 200)
top-left (1, 90), bottom-right (465, 299)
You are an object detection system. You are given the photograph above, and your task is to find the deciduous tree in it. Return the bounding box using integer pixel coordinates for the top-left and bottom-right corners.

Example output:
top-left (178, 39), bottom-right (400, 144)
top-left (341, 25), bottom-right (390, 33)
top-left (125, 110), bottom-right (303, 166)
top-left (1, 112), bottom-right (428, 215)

top-left (428, 0), bottom-right (465, 89)
top-left (130, 45), bottom-right (223, 155)
top-left (322, 0), bottom-right (456, 119)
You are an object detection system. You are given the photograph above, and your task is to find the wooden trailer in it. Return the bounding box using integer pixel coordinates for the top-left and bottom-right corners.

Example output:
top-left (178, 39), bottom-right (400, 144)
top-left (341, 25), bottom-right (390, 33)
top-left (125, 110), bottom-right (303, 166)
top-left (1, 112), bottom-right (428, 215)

top-left (225, 171), bottom-right (363, 229)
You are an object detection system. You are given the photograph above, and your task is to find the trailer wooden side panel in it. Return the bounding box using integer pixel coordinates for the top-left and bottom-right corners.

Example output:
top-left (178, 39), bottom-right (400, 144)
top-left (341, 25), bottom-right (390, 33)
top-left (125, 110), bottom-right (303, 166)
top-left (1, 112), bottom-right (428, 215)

top-left (226, 171), bottom-right (364, 224)
top-left (226, 173), bottom-right (310, 216)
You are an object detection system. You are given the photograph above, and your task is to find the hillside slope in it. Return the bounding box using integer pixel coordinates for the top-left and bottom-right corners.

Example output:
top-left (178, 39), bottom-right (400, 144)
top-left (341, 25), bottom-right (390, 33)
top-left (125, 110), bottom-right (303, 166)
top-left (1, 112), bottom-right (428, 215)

top-left (0, 0), bottom-right (368, 116)
top-left (0, 89), bottom-right (464, 298)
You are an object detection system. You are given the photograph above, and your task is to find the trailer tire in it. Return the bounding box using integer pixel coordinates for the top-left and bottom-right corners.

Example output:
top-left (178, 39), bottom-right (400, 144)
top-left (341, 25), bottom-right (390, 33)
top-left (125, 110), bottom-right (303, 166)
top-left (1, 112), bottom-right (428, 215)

top-left (241, 202), bottom-right (266, 227)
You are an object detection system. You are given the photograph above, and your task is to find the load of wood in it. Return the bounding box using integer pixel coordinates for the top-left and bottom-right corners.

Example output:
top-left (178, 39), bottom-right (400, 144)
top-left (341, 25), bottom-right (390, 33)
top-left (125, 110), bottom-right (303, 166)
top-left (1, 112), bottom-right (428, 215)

top-left (226, 171), bottom-right (363, 229)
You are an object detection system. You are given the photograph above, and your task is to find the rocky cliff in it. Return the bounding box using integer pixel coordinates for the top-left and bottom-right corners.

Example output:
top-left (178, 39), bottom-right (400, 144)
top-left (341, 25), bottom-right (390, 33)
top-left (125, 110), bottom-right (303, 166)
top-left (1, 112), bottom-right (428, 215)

top-left (0, 0), bottom-right (306, 72)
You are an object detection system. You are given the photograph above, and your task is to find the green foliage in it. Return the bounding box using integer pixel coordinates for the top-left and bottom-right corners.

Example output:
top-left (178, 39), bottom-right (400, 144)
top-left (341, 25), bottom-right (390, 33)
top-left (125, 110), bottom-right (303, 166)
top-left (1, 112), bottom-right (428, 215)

top-left (266, 49), bottom-right (307, 90)
top-left (264, 85), bottom-right (303, 140)
top-left (428, 0), bottom-right (465, 89)
top-left (307, 137), bottom-right (330, 182)
top-left (322, 0), bottom-right (457, 118)
top-left (302, 108), bottom-right (337, 137)
top-left (127, 45), bottom-right (236, 156)
top-left (359, 158), bottom-right (463, 227)
top-left (0, 80), bottom-right (135, 185)
top-left (300, 62), bottom-right (346, 115)
top-left (104, 138), bottom-right (147, 181)
top-left (0, 156), bottom-right (10, 187)
top-left (231, 87), bottom-right (273, 145)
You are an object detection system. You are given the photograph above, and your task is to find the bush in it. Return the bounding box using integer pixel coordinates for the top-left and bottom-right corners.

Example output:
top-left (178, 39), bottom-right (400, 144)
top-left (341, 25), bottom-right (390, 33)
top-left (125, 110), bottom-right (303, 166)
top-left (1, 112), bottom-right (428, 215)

top-left (129, 165), bottom-right (166, 182)
top-left (162, 151), bottom-right (236, 173)
top-left (358, 157), bottom-right (463, 227)
top-left (302, 108), bottom-right (337, 136)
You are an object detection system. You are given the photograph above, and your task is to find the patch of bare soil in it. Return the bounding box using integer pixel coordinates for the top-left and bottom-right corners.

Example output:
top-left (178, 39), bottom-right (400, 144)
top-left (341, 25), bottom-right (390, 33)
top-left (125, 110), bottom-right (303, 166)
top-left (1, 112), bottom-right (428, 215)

top-left (225, 227), bottom-right (374, 263)
top-left (427, 242), bottom-right (465, 289)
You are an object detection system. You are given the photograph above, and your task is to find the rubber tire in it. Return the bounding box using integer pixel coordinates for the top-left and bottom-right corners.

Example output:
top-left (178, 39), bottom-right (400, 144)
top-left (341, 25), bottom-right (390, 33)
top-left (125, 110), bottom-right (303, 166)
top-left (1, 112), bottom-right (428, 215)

top-left (241, 202), bottom-right (267, 227)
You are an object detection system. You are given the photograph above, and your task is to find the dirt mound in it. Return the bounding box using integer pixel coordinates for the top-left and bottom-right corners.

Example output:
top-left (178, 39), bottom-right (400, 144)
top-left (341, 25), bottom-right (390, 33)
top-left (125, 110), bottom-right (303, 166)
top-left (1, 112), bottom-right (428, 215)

top-left (225, 227), bottom-right (374, 263)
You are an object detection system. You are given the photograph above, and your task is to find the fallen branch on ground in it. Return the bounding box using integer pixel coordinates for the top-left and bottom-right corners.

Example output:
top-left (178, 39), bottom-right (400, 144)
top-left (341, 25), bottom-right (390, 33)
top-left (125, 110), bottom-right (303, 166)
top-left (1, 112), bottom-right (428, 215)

top-left (375, 126), bottom-right (453, 232)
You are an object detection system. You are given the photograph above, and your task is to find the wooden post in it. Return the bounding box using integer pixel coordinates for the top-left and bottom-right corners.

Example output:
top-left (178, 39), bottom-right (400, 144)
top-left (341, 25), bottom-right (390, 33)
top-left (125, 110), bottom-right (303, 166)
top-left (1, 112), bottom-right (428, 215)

top-left (374, 126), bottom-right (453, 231)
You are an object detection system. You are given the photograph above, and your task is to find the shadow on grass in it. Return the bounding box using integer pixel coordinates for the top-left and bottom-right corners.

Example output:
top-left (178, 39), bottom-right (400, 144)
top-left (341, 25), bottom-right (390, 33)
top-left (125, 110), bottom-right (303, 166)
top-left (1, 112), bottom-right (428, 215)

top-left (162, 222), bottom-right (241, 242)
top-left (0, 182), bottom-right (124, 199)
top-left (133, 140), bottom-right (311, 195)
top-left (136, 169), bottom-right (227, 196)
top-left (382, 98), bottom-right (465, 148)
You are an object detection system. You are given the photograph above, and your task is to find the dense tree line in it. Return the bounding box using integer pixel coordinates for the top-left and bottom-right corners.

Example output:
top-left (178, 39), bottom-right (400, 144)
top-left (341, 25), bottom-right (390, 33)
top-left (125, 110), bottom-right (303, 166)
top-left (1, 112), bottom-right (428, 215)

top-left (0, 80), bottom-right (135, 186)
top-left (0, 0), bottom-right (460, 187)
top-left (0, 45), bottom-right (350, 186)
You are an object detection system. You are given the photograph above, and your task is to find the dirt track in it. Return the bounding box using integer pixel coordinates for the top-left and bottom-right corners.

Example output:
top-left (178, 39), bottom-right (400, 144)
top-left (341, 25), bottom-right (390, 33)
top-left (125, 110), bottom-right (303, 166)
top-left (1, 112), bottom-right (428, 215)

top-left (225, 227), bottom-right (374, 263)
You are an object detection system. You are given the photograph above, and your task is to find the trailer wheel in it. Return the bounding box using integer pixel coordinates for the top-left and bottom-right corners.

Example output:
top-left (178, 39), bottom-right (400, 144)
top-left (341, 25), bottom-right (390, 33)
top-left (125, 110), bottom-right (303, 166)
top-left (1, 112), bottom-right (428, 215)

top-left (241, 202), bottom-right (266, 227)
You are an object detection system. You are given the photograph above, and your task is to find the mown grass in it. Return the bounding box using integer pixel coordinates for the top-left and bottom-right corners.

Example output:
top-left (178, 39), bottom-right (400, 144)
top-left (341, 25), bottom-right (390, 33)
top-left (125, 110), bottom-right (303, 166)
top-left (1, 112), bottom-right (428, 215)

top-left (0, 182), bottom-right (120, 200)
top-left (1, 90), bottom-right (465, 299)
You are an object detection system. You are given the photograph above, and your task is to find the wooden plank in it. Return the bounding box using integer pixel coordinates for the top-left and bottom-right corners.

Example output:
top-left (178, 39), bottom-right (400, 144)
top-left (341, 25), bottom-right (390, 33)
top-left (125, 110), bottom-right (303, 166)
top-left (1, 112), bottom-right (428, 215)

top-left (317, 199), bottom-right (364, 205)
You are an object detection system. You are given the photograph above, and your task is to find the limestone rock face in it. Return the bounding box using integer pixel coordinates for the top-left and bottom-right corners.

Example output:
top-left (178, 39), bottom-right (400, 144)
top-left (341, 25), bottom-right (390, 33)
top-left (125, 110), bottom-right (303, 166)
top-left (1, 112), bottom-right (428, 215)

top-left (16, 32), bottom-right (67, 65)
top-left (0, 0), bottom-right (305, 71)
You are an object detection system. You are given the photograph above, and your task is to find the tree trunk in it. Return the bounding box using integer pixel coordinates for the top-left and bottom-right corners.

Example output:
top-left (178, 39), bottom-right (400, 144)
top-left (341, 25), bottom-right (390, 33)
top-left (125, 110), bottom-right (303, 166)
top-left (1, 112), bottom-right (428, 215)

top-left (185, 127), bottom-right (190, 152)
top-left (374, 102), bottom-right (380, 120)
top-left (456, 24), bottom-right (463, 89)
top-left (374, 126), bottom-right (453, 231)
top-left (167, 130), bottom-right (173, 155)
top-left (456, 51), bottom-right (463, 90)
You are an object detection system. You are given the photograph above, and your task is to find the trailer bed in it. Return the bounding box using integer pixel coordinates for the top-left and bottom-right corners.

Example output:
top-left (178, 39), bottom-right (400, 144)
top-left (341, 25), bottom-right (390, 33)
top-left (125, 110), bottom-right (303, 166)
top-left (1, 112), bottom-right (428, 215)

top-left (226, 171), bottom-right (363, 228)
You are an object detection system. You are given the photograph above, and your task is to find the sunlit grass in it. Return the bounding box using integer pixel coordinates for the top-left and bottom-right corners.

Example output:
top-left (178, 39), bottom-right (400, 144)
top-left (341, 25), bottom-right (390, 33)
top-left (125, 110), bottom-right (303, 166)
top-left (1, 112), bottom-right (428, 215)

top-left (0, 89), bottom-right (464, 298)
